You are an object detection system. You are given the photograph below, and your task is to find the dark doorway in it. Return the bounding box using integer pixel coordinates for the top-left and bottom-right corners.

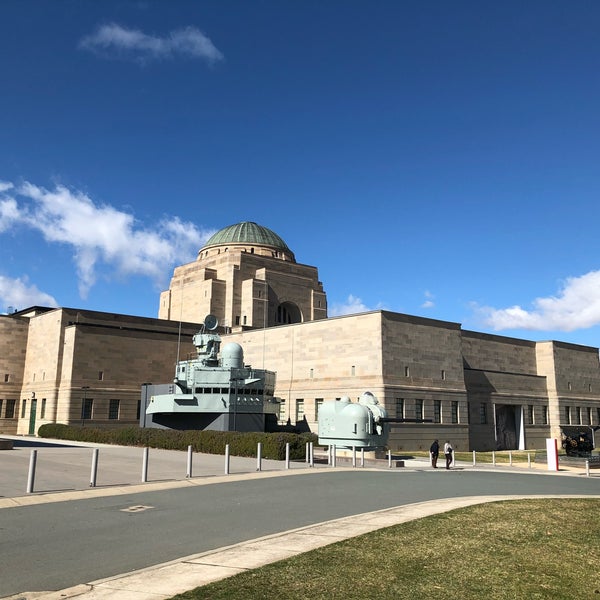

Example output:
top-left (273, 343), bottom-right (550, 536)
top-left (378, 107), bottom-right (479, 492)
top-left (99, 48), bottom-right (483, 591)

top-left (495, 404), bottom-right (518, 450)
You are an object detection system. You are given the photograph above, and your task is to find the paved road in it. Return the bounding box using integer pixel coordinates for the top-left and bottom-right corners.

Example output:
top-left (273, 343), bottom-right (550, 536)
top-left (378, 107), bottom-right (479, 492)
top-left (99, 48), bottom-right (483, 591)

top-left (1, 466), bottom-right (599, 598)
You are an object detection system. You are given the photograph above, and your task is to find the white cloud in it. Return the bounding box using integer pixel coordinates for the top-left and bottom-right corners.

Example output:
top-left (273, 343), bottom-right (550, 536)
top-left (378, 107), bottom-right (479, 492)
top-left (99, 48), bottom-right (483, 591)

top-left (329, 294), bottom-right (386, 317)
top-left (79, 23), bottom-right (224, 64)
top-left (0, 275), bottom-right (58, 311)
top-left (0, 180), bottom-right (215, 299)
top-left (422, 290), bottom-right (435, 309)
top-left (477, 270), bottom-right (600, 332)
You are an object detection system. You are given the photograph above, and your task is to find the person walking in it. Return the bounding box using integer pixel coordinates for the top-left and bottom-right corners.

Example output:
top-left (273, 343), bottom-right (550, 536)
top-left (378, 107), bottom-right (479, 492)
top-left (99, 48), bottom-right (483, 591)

top-left (444, 440), bottom-right (453, 469)
top-left (430, 439), bottom-right (439, 468)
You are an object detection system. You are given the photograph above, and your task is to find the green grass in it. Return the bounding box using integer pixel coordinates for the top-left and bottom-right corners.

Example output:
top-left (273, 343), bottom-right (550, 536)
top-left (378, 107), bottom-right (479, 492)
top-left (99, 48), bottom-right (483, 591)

top-left (170, 499), bottom-right (600, 600)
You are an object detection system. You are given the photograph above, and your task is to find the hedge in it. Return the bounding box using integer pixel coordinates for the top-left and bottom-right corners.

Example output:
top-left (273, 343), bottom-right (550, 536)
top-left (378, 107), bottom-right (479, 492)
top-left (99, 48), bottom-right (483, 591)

top-left (37, 424), bottom-right (318, 461)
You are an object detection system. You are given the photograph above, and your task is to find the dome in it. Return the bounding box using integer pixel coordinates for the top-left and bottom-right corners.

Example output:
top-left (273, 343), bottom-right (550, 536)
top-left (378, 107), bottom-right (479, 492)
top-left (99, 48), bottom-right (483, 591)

top-left (202, 222), bottom-right (292, 253)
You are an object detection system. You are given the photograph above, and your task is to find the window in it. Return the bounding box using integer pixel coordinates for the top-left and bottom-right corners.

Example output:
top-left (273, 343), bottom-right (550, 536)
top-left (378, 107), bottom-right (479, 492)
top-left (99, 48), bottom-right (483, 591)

top-left (576, 406), bottom-right (581, 425)
top-left (568, 381), bottom-right (572, 391)
top-left (296, 399), bottom-right (304, 422)
top-left (480, 403), bottom-right (487, 424)
top-left (3, 374), bottom-right (8, 383)
top-left (404, 366), bottom-right (410, 377)
top-left (82, 398), bottom-right (93, 420)
top-left (98, 371), bottom-right (104, 381)
top-left (351, 365), bottom-right (355, 376)
top-left (235, 316), bottom-right (240, 325)
top-left (5, 399), bottom-right (16, 418)
top-left (451, 401), bottom-right (458, 424)
top-left (21, 399), bottom-right (27, 418)
top-left (396, 398), bottom-right (404, 419)
top-left (542, 405), bottom-right (548, 425)
top-left (136, 400), bottom-right (141, 420)
top-left (415, 399), bottom-right (423, 421)
top-left (527, 405), bottom-right (534, 425)
top-left (597, 407), bottom-right (600, 426)
top-left (315, 398), bottom-right (324, 420)
top-left (0, 399), bottom-right (3, 417)
top-left (243, 315), bottom-right (247, 325)
top-left (41, 398), bottom-right (46, 419)
top-left (310, 368), bottom-right (314, 379)
top-left (441, 370), bottom-right (446, 380)
top-left (109, 399), bottom-right (120, 420)
top-left (564, 406), bottom-right (571, 424)
top-left (433, 400), bottom-right (441, 424)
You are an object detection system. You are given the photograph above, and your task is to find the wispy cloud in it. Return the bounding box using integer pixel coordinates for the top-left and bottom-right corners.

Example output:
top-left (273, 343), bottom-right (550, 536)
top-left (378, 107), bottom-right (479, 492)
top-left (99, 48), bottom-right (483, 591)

top-left (422, 290), bottom-right (435, 309)
top-left (329, 294), bottom-right (386, 317)
top-left (0, 275), bottom-right (58, 312)
top-left (0, 180), bottom-right (215, 300)
top-left (79, 23), bottom-right (224, 64)
top-left (476, 270), bottom-right (600, 332)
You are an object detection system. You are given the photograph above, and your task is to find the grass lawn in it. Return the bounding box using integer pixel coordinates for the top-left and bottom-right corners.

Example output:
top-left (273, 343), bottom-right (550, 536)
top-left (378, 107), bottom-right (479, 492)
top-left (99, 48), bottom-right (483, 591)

top-left (170, 498), bottom-right (600, 600)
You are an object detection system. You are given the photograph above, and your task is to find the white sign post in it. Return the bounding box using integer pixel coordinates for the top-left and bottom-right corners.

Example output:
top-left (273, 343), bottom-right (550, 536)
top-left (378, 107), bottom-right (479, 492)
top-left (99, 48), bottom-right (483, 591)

top-left (546, 438), bottom-right (559, 471)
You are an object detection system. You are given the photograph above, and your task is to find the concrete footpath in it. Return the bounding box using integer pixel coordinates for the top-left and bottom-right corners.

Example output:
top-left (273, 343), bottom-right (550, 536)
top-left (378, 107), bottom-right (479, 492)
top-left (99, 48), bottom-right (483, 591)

top-left (2, 436), bottom-right (599, 600)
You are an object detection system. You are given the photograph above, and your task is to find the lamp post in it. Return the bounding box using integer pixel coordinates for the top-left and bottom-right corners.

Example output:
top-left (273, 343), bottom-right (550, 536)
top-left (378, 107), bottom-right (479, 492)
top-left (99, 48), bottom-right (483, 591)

top-left (81, 386), bottom-right (90, 426)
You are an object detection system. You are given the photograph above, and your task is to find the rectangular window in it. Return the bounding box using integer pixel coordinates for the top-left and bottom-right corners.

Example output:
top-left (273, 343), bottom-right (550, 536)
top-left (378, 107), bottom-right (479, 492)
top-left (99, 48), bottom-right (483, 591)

top-left (21, 399), bottom-right (27, 418)
top-left (587, 407), bottom-right (592, 425)
top-left (98, 371), bottom-right (104, 381)
top-left (527, 405), bottom-right (534, 425)
top-left (315, 398), bottom-right (324, 420)
top-left (136, 400), bottom-right (141, 420)
top-left (441, 370), bottom-right (446, 380)
top-left (41, 398), bottom-right (46, 419)
top-left (565, 406), bottom-right (571, 424)
top-left (542, 405), bottom-right (548, 425)
top-left (415, 399), bottom-right (423, 421)
top-left (433, 400), bottom-right (441, 424)
top-left (5, 399), bottom-right (16, 418)
top-left (296, 399), bottom-right (304, 422)
top-left (0, 399), bottom-right (3, 417)
top-left (404, 366), bottom-right (410, 377)
top-left (235, 316), bottom-right (240, 325)
top-left (480, 403), bottom-right (487, 424)
top-left (396, 398), bottom-right (404, 419)
top-left (451, 401), bottom-right (458, 424)
top-left (597, 407), bottom-right (600, 426)
top-left (82, 398), bottom-right (93, 420)
top-left (108, 399), bottom-right (120, 420)
top-left (576, 406), bottom-right (581, 425)
top-left (4, 374), bottom-right (8, 383)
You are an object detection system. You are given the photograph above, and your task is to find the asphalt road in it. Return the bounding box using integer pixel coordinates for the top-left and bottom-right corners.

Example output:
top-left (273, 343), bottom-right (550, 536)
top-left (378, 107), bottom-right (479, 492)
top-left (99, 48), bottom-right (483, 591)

top-left (1, 468), bottom-right (599, 597)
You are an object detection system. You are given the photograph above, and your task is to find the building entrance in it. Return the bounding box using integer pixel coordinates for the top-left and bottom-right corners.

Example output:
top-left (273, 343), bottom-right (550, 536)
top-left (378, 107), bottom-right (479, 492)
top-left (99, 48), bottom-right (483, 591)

top-left (495, 404), bottom-right (522, 450)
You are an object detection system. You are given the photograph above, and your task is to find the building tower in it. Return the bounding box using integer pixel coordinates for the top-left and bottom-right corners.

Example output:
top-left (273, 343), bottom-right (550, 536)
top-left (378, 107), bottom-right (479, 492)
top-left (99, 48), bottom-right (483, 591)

top-left (159, 221), bottom-right (327, 331)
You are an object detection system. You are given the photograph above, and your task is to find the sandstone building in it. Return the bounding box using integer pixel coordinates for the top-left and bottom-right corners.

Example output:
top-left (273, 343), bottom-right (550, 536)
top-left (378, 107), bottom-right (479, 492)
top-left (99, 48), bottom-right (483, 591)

top-left (1, 221), bottom-right (599, 452)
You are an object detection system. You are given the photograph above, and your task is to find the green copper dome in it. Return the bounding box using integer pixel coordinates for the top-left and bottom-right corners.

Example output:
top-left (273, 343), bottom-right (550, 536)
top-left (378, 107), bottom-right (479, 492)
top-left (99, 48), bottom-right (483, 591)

top-left (202, 222), bottom-right (291, 252)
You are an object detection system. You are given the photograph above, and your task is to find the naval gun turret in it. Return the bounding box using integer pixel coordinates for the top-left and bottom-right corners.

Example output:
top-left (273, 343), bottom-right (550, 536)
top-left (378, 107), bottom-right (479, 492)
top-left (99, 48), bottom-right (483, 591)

top-left (141, 315), bottom-right (279, 432)
top-left (318, 392), bottom-right (389, 450)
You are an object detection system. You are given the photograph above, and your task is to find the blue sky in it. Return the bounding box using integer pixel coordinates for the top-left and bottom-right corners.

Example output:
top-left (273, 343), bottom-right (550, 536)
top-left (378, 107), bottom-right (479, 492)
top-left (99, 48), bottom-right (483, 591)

top-left (2, 1), bottom-right (600, 347)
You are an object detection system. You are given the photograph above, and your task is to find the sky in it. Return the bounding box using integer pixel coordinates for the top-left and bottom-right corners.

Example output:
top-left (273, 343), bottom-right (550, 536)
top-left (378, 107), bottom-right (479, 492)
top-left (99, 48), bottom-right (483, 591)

top-left (2, 1), bottom-right (600, 348)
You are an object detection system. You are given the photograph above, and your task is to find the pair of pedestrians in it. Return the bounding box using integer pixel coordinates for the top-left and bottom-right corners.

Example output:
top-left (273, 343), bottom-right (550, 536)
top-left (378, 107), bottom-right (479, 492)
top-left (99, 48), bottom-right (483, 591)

top-left (430, 439), bottom-right (453, 469)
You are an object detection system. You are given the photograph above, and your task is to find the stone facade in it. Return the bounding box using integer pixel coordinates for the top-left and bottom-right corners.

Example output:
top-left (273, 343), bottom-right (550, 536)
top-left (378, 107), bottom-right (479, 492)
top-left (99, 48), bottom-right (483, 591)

top-left (2, 221), bottom-right (600, 453)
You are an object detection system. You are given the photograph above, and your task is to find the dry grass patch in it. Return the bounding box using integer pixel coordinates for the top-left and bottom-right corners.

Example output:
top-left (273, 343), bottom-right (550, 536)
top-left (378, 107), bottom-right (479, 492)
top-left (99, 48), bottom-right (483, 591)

top-left (171, 499), bottom-right (600, 600)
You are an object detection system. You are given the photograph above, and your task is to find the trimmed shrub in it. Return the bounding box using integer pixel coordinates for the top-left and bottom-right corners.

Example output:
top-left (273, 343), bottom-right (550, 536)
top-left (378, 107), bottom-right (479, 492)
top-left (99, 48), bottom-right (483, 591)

top-left (37, 424), bottom-right (318, 461)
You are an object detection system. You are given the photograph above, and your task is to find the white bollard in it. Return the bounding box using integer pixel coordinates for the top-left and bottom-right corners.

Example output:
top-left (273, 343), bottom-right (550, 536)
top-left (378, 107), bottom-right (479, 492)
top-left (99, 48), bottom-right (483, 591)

top-left (186, 445), bottom-right (193, 478)
top-left (257, 442), bottom-right (262, 471)
top-left (388, 449), bottom-right (392, 468)
top-left (509, 451), bottom-right (513, 467)
top-left (492, 451), bottom-right (496, 466)
top-left (528, 453), bottom-right (531, 468)
top-left (90, 448), bottom-right (99, 487)
top-left (142, 447), bottom-right (149, 482)
top-left (586, 460), bottom-right (590, 477)
top-left (332, 444), bottom-right (336, 467)
top-left (361, 447), bottom-right (365, 468)
top-left (306, 441), bottom-right (310, 463)
top-left (472, 450), bottom-right (476, 467)
top-left (26, 449), bottom-right (37, 494)
top-left (309, 442), bottom-right (314, 468)
top-left (225, 444), bottom-right (230, 475)
top-left (285, 442), bottom-right (290, 469)
top-left (352, 446), bottom-right (356, 468)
